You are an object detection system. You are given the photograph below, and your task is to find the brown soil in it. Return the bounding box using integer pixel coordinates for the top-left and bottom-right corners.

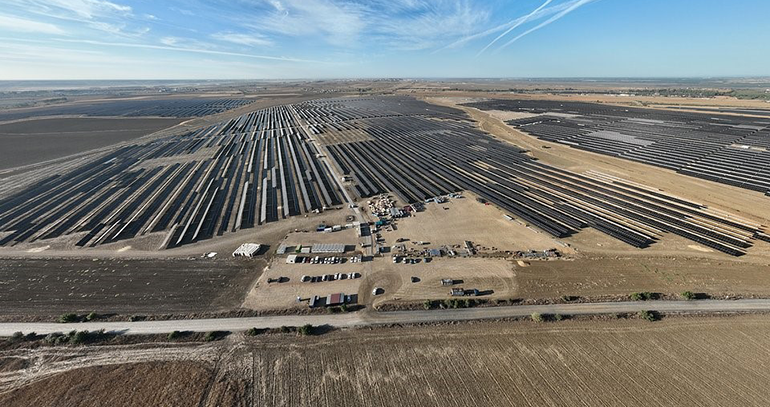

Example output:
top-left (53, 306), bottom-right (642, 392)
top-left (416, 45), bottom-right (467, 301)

top-left (0, 361), bottom-right (245, 407)
top-left (0, 257), bottom-right (261, 316)
top-left (3, 315), bottom-right (770, 406)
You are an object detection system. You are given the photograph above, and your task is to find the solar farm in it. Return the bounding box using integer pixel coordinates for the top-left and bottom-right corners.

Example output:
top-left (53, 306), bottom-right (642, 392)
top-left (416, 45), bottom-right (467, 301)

top-left (464, 99), bottom-right (770, 197)
top-left (0, 96), bottom-right (767, 256)
top-left (0, 104), bottom-right (342, 249)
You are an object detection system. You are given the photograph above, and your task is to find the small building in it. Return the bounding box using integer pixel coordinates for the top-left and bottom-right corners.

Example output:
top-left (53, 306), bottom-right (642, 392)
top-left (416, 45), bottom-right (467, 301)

top-left (300, 246), bottom-right (312, 254)
top-left (309, 296), bottom-right (320, 308)
top-left (276, 244), bottom-right (290, 255)
top-left (312, 243), bottom-right (346, 254)
top-left (441, 279), bottom-right (455, 286)
top-left (326, 293), bottom-right (346, 306)
top-left (428, 248), bottom-right (442, 257)
top-left (450, 288), bottom-right (465, 296)
top-left (286, 254), bottom-right (298, 264)
top-left (232, 243), bottom-right (261, 257)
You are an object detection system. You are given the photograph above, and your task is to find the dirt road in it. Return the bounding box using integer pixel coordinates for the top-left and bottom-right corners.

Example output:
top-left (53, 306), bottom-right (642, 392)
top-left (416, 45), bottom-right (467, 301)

top-left (2, 299), bottom-right (770, 336)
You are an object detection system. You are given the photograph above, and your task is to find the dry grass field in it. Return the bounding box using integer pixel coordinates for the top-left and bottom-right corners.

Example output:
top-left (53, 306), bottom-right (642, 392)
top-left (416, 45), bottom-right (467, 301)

top-left (3, 315), bottom-right (770, 406)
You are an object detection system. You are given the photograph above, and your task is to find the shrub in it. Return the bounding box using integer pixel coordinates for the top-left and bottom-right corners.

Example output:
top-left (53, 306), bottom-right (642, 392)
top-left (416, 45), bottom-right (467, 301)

top-left (245, 327), bottom-right (261, 336)
top-left (638, 310), bottom-right (658, 322)
top-left (443, 299), bottom-right (452, 309)
top-left (531, 312), bottom-right (544, 323)
top-left (86, 312), bottom-right (98, 321)
top-left (203, 331), bottom-right (225, 342)
top-left (681, 291), bottom-right (696, 300)
top-left (298, 324), bottom-right (314, 336)
top-left (279, 326), bottom-right (291, 333)
top-left (59, 313), bottom-right (79, 323)
top-left (630, 292), bottom-right (654, 301)
top-left (69, 330), bottom-right (89, 344)
top-left (167, 331), bottom-right (181, 340)
top-left (44, 332), bottom-right (66, 345)
top-left (340, 304), bottom-right (348, 312)
top-left (423, 300), bottom-right (433, 310)
top-left (463, 299), bottom-right (474, 308)
top-left (554, 314), bottom-right (563, 321)
top-left (8, 331), bottom-right (24, 343)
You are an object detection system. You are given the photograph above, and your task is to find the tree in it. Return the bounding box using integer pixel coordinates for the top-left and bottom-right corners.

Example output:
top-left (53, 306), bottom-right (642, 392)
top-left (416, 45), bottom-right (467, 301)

top-left (531, 312), bottom-right (544, 323)
top-left (167, 331), bottom-right (181, 340)
top-left (423, 300), bottom-right (433, 310)
top-left (86, 312), bottom-right (98, 321)
top-left (681, 291), bottom-right (696, 300)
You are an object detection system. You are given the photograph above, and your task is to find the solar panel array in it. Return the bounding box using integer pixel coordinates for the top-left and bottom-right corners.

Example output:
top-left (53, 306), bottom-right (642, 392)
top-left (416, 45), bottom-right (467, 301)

top-left (0, 104), bottom-right (341, 249)
top-left (301, 97), bottom-right (766, 256)
top-left (464, 99), bottom-right (770, 197)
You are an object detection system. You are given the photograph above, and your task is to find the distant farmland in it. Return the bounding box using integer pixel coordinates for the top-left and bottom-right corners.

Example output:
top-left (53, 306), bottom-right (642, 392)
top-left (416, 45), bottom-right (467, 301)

top-left (0, 117), bottom-right (180, 169)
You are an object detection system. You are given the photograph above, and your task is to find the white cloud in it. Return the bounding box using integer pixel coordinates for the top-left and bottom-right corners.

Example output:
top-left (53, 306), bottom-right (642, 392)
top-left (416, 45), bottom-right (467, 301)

top-left (436, 0), bottom-right (599, 53)
top-left (497, 0), bottom-right (598, 51)
top-left (246, 0), bottom-right (367, 46)
top-left (371, 0), bottom-right (489, 51)
top-left (54, 38), bottom-right (327, 63)
top-left (8, 0), bottom-right (132, 20)
top-left (0, 14), bottom-right (66, 34)
top-left (212, 32), bottom-right (273, 47)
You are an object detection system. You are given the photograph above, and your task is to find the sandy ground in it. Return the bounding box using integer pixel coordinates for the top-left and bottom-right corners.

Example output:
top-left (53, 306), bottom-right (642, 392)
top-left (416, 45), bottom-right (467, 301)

top-left (3, 315), bottom-right (770, 406)
top-left (381, 193), bottom-right (566, 252)
top-left (359, 257), bottom-right (519, 306)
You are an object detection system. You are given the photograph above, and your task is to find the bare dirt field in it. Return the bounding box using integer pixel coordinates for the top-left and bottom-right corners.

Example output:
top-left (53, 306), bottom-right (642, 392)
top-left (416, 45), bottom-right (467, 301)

top-left (0, 361), bottom-right (244, 407)
top-left (3, 315), bottom-right (770, 406)
top-left (515, 254), bottom-right (770, 299)
top-left (359, 257), bottom-right (518, 306)
top-left (381, 194), bottom-right (565, 252)
top-left (0, 117), bottom-right (181, 169)
top-left (0, 258), bottom-right (261, 317)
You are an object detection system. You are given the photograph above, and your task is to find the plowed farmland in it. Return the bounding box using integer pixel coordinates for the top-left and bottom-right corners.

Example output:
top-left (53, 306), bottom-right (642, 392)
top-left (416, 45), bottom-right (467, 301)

top-left (3, 316), bottom-right (770, 406)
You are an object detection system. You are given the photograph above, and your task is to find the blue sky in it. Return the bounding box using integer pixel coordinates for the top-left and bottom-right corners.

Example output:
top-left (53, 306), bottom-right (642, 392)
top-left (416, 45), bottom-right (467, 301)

top-left (1, 0), bottom-right (768, 80)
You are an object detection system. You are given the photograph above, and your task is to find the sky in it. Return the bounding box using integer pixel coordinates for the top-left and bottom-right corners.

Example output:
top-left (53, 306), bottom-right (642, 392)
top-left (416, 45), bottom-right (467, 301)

top-left (0, 0), bottom-right (768, 80)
